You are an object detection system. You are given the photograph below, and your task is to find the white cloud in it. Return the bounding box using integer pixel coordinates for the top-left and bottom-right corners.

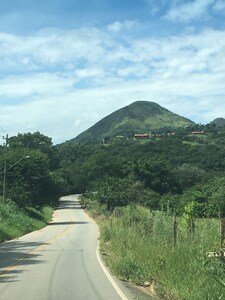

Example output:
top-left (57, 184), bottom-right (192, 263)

top-left (143, 0), bottom-right (168, 15)
top-left (163, 0), bottom-right (215, 23)
top-left (107, 21), bottom-right (123, 32)
top-left (107, 20), bottom-right (137, 32)
top-left (1, 25), bottom-right (225, 143)
top-left (0, 73), bottom-right (75, 98)
top-left (75, 68), bottom-right (105, 79)
top-left (117, 64), bottom-right (149, 78)
top-left (0, 28), bottom-right (108, 71)
top-left (213, 0), bottom-right (225, 12)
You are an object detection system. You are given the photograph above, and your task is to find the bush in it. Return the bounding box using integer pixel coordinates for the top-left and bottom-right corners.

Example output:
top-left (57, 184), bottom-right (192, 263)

top-left (0, 199), bottom-right (53, 242)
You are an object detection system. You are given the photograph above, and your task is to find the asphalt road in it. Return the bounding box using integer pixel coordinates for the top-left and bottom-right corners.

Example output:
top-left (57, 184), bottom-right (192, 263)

top-left (0, 195), bottom-right (129, 300)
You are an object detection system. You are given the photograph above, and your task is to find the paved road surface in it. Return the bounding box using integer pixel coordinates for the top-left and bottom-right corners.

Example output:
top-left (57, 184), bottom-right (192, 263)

top-left (0, 195), bottom-right (128, 300)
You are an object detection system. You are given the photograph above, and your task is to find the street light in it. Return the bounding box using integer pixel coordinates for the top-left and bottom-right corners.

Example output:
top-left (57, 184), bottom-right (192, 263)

top-left (2, 133), bottom-right (8, 204)
top-left (2, 155), bottom-right (30, 203)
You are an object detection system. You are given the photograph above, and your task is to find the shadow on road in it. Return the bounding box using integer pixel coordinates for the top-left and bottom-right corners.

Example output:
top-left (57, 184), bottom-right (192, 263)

top-left (48, 221), bottom-right (89, 226)
top-left (0, 241), bottom-right (47, 283)
top-left (0, 198), bottom-right (85, 284)
top-left (56, 200), bottom-right (81, 210)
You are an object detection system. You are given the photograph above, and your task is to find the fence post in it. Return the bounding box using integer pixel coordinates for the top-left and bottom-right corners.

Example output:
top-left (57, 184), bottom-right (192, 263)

top-left (220, 217), bottom-right (225, 248)
top-left (190, 217), bottom-right (195, 237)
top-left (173, 214), bottom-right (177, 247)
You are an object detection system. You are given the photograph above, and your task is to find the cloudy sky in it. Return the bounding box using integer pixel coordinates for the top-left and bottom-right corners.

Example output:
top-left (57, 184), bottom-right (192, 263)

top-left (0, 0), bottom-right (225, 144)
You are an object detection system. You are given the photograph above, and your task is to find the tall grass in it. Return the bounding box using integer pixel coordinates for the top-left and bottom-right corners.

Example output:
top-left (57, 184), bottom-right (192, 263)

top-left (0, 199), bottom-right (53, 242)
top-left (86, 199), bottom-right (225, 300)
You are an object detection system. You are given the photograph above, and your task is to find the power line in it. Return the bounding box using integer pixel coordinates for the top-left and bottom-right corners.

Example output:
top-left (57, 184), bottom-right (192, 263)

top-left (0, 126), bottom-right (8, 135)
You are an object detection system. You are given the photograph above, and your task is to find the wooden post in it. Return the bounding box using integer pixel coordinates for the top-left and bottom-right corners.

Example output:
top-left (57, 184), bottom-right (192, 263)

top-left (173, 214), bottom-right (177, 247)
top-left (220, 217), bottom-right (225, 248)
top-left (190, 217), bottom-right (195, 237)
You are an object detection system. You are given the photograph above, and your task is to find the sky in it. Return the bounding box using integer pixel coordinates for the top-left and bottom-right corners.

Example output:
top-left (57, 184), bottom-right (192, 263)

top-left (0, 0), bottom-right (225, 144)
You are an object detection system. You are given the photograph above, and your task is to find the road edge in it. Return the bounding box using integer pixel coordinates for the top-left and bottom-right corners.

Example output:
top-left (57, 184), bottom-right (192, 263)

top-left (96, 236), bottom-right (129, 300)
top-left (83, 209), bottom-right (129, 300)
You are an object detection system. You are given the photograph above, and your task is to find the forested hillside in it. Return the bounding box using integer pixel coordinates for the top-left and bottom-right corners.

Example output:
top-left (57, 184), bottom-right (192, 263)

top-left (1, 122), bottom-right (225, 223)
top-left (66, 122), bottom-right (225, 299)
top-left (57, 123), bottom-right (225, 217)
top-left (58, 121), bottom-right (225, 299)
top-left (72, 101), bottom-right (195, 143)
top-left (1, 123), bottom-right (225, 299)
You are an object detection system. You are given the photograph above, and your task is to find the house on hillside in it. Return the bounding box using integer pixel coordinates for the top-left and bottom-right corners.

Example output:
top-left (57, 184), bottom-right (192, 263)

top-left (191, 130), bottom-right (204, 135)
top-left (134, 133), bottom-right (151, 139)
top-left (134, 132), bottom-right (176, 140)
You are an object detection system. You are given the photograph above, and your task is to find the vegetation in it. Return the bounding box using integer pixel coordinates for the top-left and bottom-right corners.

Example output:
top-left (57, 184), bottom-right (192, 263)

top-left (68, 120), bottom-right (225, 299)
top-left (57, 123), bottom-right (225, 218)
top-left (84, 199), bottom-right (224, 300)
top-left (0, 131), bottom-right (68, 241)
top-left (1, 102), bottom-right (225, 299)
top-left (0, 199), bottom-right (52, 242)
top-left (72, 101), bottom-right (195, 143)
top-left (0, 131), bottom-right (68, 207)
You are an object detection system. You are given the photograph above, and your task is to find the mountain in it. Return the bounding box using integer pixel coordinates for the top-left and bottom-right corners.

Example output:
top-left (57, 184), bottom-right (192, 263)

top-left (72, 101), bottom-right (195, 143)
top-left (210, 118), bottom-right (225, 128)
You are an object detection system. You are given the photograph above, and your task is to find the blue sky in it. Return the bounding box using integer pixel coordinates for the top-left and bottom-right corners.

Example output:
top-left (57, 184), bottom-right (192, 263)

top-left (1, 0), bottom-right (225, 144)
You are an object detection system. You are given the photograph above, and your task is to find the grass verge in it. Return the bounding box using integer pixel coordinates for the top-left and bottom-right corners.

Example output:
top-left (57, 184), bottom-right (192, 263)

top-left (83, 196), bottom-right (225, 300)
top-left (0, 200), bottom-right (53, 242)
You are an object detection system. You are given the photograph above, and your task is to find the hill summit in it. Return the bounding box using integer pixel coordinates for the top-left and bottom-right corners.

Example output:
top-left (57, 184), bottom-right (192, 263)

top-left (72, 101), bottom-right (195, 143)
top-left (210, 118), bottom-right (225, 128)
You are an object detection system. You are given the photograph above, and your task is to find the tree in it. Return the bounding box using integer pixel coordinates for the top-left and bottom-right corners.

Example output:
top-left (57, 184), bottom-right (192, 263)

top-left (135, 156), bottom-right (178, 194)
top-left (205, 177), bottom-right (225, 217)
top-left (137, 189), bottom-right (161, 210)
top-left (0, 131), bottom-right (71, 206)
top-left (9, 132), bottom-right (52, 151)
top-left (174, 163), bottom-right (207, 191)
top-left (4, 149), bottom-right (50, 206)
top-left (93, 176), bottom-right (139, 211)
top-left (8, 132), bottom-right (57, 169)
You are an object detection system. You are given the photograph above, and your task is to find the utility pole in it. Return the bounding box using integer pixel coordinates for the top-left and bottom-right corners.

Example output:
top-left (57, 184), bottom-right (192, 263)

top-left (2, 134), bottom-right (8, 203)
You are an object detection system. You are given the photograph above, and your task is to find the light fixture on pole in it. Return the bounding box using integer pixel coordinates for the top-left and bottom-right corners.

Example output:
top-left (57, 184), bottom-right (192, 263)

top-left (2, 134), bottom-right (8, 203)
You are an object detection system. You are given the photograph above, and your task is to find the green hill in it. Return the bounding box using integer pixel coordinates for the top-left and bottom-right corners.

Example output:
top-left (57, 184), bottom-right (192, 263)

top-left (210, 118), bottom-right (225, 128)
top-left (72, 101), bottom-right (195, 143)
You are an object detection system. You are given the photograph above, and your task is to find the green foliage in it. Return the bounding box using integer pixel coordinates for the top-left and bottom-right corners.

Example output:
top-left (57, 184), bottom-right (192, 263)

top-left (0, 199), bottom-right (52, 242)
top-left (55, 125), bottom-right (225, 217)
top-left (55, 142), bottom-right (100, 193)
top-left (91, 176), bottom-right (141, 211)
top-left (0, 149), bottom-right (57, 206)
top-left (8, 131), bottom-right (58, 170)
top-left (137, 189), bottom-right (161, 210)
top-left (174, 163), bottom-right (207, 190)
top-left (210, 118), bottom-right (225, 128)
top-left (97, 205), bottom-right (225, 300)
top-left (1, 118), bottom-right (225, 298)
top-left (204, 177), bottom-right (225, 217)
top-left (0, 132), bottom-right (67, 208)
top-left (72, 101), bottom-right (194, 143)
top-left (183, 201), bottom-right (199, 233)
top-left (8, 131), bottom-right (53, 155)
top-left (135, 156), bottom-right (179, 194)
